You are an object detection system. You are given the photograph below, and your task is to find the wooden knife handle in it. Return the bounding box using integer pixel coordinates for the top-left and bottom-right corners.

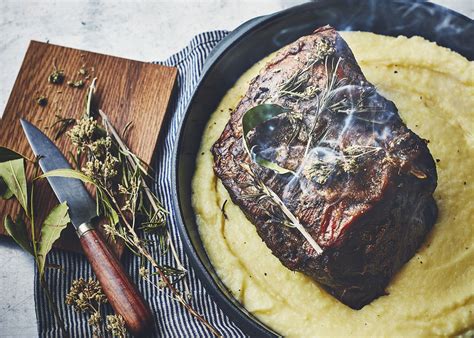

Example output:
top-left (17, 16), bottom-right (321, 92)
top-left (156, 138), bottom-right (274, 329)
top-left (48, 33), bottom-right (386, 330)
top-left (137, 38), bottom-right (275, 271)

top-left (79, 227), bottom-right (153, 336)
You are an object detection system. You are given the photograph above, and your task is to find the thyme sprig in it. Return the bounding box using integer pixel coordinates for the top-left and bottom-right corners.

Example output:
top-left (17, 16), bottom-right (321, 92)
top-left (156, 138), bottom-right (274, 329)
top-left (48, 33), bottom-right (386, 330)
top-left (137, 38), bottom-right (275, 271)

top-left (278, 37), bottom-right (335, 100)
top-left (97, 110), bottom-right (220, 336)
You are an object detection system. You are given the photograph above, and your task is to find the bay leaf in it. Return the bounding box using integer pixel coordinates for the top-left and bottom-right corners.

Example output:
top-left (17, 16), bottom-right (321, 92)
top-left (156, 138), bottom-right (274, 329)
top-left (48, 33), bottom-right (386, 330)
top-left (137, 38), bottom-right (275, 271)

top-left (0, 176), bottom-right (13, 199)
top-left (37, 202), bottom-right (70, 276)
top-left (0, 159), bottom-right (28, 212)
top-left (4, 215), bottom-right (33, 255)
top-left (0, 146), bottom-right (24, 163)
top-left (242, 104), bottom-right (293, 174)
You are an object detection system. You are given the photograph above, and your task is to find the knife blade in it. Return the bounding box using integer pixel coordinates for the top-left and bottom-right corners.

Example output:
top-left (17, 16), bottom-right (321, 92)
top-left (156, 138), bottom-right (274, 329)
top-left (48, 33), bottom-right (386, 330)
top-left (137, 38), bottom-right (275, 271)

top-left (20, 118), bottom-right (153, 335)
top-left (20, 119), bottom-right (97, 228)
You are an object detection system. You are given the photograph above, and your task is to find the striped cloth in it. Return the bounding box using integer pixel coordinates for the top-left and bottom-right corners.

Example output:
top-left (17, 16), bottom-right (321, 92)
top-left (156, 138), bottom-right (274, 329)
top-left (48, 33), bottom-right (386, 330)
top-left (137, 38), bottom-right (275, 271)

top-left (35, 30), bottom-right (247, 337)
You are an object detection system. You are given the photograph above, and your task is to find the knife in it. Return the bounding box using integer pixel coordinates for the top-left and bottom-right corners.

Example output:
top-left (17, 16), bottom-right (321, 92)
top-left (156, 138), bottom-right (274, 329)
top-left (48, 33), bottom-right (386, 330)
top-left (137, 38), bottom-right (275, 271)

top-left (20, 119), bottom-right (153, 336)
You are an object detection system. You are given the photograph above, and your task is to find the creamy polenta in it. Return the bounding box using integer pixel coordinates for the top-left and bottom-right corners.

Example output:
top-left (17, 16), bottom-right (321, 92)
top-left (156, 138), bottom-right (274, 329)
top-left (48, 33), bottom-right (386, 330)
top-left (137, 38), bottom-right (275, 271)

top-left (192, 32), bottom-right (474, 336)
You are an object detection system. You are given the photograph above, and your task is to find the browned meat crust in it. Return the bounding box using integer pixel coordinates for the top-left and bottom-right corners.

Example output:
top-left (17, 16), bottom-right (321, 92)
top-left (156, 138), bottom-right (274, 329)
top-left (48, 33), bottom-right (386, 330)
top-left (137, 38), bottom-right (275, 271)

top-left (211, 26), bottom-right (437, 309)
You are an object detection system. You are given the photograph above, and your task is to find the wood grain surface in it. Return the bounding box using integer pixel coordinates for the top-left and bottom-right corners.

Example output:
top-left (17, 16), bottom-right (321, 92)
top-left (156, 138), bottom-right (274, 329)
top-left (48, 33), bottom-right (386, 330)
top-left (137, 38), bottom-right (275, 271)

top-left (0, 41), bottom-right (177, 255)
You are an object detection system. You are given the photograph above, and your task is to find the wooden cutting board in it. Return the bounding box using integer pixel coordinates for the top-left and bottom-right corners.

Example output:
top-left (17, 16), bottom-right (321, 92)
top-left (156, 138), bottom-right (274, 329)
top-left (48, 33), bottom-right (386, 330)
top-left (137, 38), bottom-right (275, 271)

top-left (0, 41), bottom-right (177, 256)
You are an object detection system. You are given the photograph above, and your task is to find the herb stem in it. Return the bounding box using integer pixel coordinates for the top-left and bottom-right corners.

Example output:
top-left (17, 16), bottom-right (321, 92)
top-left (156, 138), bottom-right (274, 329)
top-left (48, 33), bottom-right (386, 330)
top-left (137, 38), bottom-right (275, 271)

top-left (85, 78), bottom-right (97, 118)
top-left (263, 182), bottom-right (323, 255)
top-left (107, 192), bottom-right (222, 337)
top-left (40, 276), bottom-right (69, 337)
top-left (99, 110), bottom-right (188, 274)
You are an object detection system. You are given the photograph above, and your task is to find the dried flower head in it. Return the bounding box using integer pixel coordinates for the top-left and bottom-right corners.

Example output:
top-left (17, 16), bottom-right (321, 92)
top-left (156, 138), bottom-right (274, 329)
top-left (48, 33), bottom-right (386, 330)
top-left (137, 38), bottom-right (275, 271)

top-left (36, 95), bottom-right (48, 107)
top-left (158, 278), bottom-right (167, 288)
top-left (68, 117), bottom-right (99, 151)
top-left (106, 315), bottom-right (127, 338)
top-left (82, 152), bottom-right (119, 185)
top-left (88, 311), bottom-right (102, 327)
top-left (139, 266), bottom-right (149, 278)
top-left (78, 66), bottom-right (88, 76)
top-left (48, 67), bottom-right (65, 84)
top-left (88, 136), bottom-right (112, 157)
top-left (65, 278), bottom-right (107, 312)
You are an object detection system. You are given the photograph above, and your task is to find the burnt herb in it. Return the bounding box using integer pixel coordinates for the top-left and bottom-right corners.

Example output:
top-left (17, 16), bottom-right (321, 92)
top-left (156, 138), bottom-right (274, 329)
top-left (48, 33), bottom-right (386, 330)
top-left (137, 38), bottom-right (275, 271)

top-left (36, 95), bottom-right (48, 107)
top-left (240, 161), bottom-right (323, 255)
top-left (278, 38), bottom-right (335, 99)
top-left (67, 79), bottom-right (85, 88)
top-left (302, 145), bottom-right (383, 184)
top-left (221, 200), bottom-right (228, 220)
top-left (48, 115), bottom-right (76, 140)
top-left (242, 103), bottom-right (294, 174)
top-left (48, 62), bottom-right (65, 84)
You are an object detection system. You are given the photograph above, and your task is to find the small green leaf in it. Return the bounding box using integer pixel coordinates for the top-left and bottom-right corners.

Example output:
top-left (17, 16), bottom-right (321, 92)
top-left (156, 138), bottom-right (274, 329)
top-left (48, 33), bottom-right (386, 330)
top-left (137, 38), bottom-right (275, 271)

top-left (38, 168), bottom-right (94, 184)
top-left (39, 168), bottom-right (118, 225)
top-left (0, 159), bottom-right (28, 212)
top-left (0, 177), bottom-right (13, 199)
top-left (0, 147), bottom-right (24, 163)
top-left (4, 215), bottom-right (33, 255)
top-left (242, 104), bottom-right (293, 174)
top-left (97, 189), bottom-right (119, 226)
top-left (242, 104), bottom-right (288, 138)
top-left (37, 202), bottom-right (70, 276)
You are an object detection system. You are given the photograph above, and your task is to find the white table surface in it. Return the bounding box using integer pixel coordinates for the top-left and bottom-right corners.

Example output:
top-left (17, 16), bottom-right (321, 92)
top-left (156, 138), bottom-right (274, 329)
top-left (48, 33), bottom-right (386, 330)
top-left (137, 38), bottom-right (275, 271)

top-left (0, 1), bottom-right (472, 337)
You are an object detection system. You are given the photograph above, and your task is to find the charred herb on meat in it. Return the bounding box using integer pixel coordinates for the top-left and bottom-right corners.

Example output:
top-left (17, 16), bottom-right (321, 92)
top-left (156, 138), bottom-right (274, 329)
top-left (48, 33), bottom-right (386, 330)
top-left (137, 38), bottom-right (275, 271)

top-left (240, 49), bottom-right (389, 255)
top-left (278, 38), bottom-right (335, 99)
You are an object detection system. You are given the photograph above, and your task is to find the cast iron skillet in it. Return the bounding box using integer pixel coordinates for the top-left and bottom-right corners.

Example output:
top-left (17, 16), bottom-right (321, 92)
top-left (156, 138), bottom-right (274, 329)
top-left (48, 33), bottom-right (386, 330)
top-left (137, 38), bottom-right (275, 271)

top-left (172, 1), bottom-right (473, 336)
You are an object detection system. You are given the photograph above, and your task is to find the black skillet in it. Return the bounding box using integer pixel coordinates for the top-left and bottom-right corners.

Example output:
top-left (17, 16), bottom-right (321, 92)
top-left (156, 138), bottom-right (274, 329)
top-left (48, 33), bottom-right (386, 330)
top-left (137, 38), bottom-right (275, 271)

top-left (172, 1), bottom-right (473, 336)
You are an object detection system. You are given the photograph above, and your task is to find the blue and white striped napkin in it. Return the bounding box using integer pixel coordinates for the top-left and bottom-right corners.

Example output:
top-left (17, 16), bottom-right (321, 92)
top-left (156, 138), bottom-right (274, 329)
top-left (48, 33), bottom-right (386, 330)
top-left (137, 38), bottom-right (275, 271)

top-left (35, 30), bottom-right (247, 337)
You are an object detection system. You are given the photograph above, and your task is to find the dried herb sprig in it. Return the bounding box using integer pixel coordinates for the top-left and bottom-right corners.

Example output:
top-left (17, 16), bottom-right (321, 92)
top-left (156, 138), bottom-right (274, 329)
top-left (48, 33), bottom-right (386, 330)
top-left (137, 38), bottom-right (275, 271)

top-left (66, 278), bottom-right (128, 337)
top-left (48, 114), bottom-right (76, 140)
top-left (57, 80), bottom-right (220, 337)
top-left (67, 79), bottom-right (85, 88)
top-left (106, 314), bottom-right (127, 338)
top-left (36, 95), bottom-right (48, 107)
top-left (240, 161), bottom-right (324, 255)
top-left (65, 278), bottom-right (107, 312)
top-left (98, 110), bottom-right (220, 336)
top-left (278, 38), bottom-right (335, 99)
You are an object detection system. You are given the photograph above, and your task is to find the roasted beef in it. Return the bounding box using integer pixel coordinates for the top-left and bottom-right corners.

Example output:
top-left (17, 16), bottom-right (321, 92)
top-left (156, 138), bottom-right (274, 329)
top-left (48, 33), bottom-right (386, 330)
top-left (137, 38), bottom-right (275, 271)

top-left (211, 26), bottom-right (437, 309)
